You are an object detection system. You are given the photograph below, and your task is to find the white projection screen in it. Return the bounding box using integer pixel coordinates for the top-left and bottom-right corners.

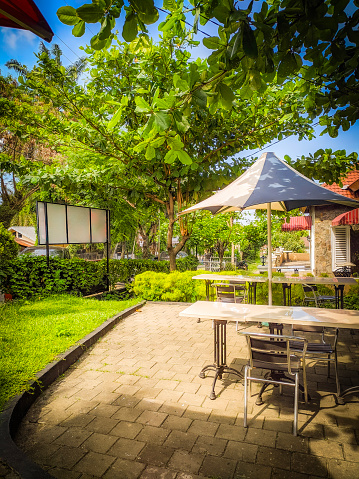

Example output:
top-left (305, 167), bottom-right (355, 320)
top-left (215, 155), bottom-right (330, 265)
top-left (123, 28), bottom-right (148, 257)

top-left (37, 202), bottom-right (108, 245)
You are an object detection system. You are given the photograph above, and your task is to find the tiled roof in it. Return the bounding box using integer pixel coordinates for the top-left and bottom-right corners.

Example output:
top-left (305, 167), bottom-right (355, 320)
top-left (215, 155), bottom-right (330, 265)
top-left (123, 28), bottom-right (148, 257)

top-left (322, 170), bottom-right (359, 199)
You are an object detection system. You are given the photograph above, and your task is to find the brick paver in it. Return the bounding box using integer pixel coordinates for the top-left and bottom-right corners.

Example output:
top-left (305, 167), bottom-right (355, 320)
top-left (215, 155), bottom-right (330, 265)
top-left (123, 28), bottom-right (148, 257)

top-left (14, 302), bottom-right (359, 478)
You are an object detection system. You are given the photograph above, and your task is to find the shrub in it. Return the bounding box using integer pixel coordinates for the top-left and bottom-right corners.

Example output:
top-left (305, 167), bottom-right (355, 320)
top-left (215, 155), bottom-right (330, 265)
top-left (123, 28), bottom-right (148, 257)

top-left (176, 254), bottom-right (199, 272)
top-left (0, 223), bottom-right (18, 262)
top-left (0, 256), bottom-right (197, 300)
top-left (0, 256), bottom-right (106, 299)
top-left (133, 270), bottom-right (206, 302)
top-left (344, 284), bottom-right (359, 310)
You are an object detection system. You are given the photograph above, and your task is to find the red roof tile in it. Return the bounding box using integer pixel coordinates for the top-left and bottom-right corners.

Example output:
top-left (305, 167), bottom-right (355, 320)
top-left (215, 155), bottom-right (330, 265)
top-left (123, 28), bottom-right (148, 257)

top-left (322, 170), bottom-right (359, 199)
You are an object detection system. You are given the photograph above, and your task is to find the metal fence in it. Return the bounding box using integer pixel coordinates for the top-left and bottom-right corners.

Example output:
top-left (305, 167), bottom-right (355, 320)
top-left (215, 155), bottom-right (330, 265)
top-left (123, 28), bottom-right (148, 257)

top-left (199, 257), bottom-right (236, 272)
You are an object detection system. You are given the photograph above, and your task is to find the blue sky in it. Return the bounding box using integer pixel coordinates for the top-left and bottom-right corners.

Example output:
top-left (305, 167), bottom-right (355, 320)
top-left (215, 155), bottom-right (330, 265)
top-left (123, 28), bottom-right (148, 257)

top-left (0, 0), bottom-right (358, 161)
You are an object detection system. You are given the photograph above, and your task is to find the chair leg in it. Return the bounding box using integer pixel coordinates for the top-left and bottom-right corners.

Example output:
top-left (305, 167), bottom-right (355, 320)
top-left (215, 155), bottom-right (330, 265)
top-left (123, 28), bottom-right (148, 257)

top-left (327, 354), bottom-right (331, 379)
top-left (334, 350), bottom-right (341, 398)
top-left (302, 362), bottom-right (308, 404)
top-left (293, 373), bottom-right (299, 436)
top-left (244, 365), bottom-right (249, 428)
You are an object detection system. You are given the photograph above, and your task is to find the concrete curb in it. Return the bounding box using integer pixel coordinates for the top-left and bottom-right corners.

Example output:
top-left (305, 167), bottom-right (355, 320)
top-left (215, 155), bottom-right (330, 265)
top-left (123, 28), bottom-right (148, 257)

top-left (0, 300), bottom-right (146, 479)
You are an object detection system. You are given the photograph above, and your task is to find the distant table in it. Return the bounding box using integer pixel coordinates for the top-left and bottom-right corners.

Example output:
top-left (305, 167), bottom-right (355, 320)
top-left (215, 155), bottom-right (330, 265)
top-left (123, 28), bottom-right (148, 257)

top-left (272, 276), bottom-right (357, 309)
top-left (180, 301), bottom-right (359, 403)
top-left (192, 274), bottom-right (268, 304)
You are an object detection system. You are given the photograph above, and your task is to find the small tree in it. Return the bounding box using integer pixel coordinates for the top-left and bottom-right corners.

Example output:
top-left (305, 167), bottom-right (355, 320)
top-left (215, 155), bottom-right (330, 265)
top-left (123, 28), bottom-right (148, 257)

top-left (0, 223), bottom-right (18, 262)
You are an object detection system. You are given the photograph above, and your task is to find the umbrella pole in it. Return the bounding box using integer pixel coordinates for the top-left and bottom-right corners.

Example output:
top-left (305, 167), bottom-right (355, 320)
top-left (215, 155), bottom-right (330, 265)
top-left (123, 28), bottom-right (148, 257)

top-left (267, 203), bottom-right (272, 305)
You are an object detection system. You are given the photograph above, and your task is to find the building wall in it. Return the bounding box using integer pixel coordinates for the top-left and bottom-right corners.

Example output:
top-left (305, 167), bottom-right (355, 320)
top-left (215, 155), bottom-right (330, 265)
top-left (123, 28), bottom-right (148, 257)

top-left (314, 205), bottom-right (354, 275)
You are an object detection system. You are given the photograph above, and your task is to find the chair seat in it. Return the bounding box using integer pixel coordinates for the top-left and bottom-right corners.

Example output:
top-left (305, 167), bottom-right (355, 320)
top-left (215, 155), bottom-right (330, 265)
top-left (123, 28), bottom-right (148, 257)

top-left (318, 295), bottom-right (336, 302)
top-left (252, 360), bottom-right (300, 373)
top-left (290, 340), bottom-right (334, 355)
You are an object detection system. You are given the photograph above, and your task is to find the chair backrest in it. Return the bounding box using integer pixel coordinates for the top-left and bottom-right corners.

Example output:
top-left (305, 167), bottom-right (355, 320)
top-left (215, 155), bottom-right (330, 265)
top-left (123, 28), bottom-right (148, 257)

top-left (215, 285), bottom-right (236, 302)
top-left (292, 324), bottom-right (339, 348)
top-left (292, 324), bottom-right (324, 334)
top-left (303, 284), bottom-right (318, 294)
top-left (243, 332), bottom-right (307, 375)
top-left (214, 282), bottom-right (246, 303)
top-left (302, 284), bottom-right (319, 306)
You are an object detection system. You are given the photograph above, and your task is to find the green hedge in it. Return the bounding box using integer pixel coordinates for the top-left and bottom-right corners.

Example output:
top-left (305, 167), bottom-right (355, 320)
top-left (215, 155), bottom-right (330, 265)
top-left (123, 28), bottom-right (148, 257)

top-left (0, 255), bottom-right (199, 300)
top-left (132, 271), bottom-right (359, 307)
top-left (131, 270), bottom-right (291, 304)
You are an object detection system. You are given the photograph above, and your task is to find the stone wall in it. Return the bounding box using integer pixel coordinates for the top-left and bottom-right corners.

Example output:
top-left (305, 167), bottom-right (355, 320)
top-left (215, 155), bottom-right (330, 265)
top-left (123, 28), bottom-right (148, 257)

top-left (314, 205), bottom-right (358, 275)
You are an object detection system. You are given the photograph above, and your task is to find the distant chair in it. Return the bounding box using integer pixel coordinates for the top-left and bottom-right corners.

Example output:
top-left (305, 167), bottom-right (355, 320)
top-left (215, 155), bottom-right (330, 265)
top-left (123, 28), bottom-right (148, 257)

top-left (302, 284), bottom-right (336, 308)
top-left (214, 282), bottom-right (247, 331)
top-left (242, 332), bottom-right (308, 436)
top-left (214, 283), bottom-right (247, 304)
top-left (290, 325), bottom-right (340, 397)
top-left (333, 266), bottom-right (352, 277)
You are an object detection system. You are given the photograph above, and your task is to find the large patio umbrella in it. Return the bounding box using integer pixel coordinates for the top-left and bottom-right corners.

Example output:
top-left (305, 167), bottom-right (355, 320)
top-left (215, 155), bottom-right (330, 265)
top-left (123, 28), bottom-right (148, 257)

top-left (180, 152), bottom-right (359, 304)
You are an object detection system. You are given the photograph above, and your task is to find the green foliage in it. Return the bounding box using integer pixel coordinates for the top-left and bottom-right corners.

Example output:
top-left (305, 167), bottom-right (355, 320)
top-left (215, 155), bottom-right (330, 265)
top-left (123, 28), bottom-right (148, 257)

top-left (176, 255), bottom-right (199, 272)
top-left (0, 256), bottom-right (197, 299)
top-left (133, 270), bottom-right (205, 302)
top-left (0, 294), bottom-right (139, 411)
top-left (57, 0), bottom-right (359, 143)
top-left (344, 285), bottom-right (359, 310)
top-left (8, 34), bottom-right (317, 271)
top-left (0, 256), bottom-right (106, 299)
top-left (0, 223), bottom-right (18, 263)
top-left (286, 149), bottom-right (359, 185)
top-left (271, 231), bottom-right (306, 253)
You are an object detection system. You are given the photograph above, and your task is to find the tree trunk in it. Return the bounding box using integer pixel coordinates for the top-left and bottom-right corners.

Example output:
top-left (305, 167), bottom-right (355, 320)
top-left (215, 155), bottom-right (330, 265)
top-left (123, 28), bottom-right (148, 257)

top-left (120, 242), bottom-right (126, 259)
top-left (217, 241), bottom-right (229, 271)
top-left (166, 190), bottom-right (189, 272)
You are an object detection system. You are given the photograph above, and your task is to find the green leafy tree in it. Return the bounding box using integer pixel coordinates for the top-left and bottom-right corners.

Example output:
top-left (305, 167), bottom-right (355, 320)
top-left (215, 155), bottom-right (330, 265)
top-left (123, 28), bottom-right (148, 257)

top-left (0, 222), bottom-right (18, 262)
top-left (57, 0), bottom-right (359, 144)
top-left (10, 34), bottom-right (316, 270)
top-left (187, 211), bottom-right (240, 268)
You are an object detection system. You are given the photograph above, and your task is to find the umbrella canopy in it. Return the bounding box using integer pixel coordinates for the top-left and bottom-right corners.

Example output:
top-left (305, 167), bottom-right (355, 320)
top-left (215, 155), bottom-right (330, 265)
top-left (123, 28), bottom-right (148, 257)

top-left (180, 152), bottom-right (359, 304)
top-left (0, 0), bottom-right (53, 42)
top-left (182, 152), bottom-right (359, 215)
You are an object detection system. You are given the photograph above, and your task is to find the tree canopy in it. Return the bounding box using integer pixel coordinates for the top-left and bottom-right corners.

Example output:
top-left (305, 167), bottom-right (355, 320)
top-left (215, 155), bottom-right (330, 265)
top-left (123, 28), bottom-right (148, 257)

top-left (5, 31), bottom-right (319, 268)
top-left (57, 0), bottom-right (359, 142)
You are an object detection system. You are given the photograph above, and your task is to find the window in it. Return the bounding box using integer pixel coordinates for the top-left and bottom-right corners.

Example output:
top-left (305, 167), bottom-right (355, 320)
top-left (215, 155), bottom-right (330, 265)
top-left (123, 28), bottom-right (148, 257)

top-left (17, 233), bottom-right (22, 238)
top-left (332, 226), bottom-right (350, 269)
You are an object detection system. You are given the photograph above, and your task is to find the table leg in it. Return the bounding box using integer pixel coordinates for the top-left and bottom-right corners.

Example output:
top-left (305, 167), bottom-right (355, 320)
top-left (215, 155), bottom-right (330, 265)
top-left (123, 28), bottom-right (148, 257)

top-left (283, 283), bottom-right (291, 306)
top-left (206, 280), bottom-right (210, 301)
top-left (248, 282), bottom-right (257, 304)
top-left (199, 319), bottom-right (243, 400)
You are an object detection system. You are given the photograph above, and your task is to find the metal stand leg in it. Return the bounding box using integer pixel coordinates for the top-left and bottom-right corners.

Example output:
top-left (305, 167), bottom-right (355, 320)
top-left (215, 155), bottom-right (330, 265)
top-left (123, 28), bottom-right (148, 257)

top-left (199, 319), bottom-right (243, 399)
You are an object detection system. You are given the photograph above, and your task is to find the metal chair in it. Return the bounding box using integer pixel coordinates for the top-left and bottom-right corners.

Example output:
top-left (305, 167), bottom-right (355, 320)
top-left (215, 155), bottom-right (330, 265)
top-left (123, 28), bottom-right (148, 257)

top-left (242, 332), bottom-right (308, 436)
top-left (302, 284), bottom-right (336, 308)
top-left (214, 282), bottom-right (247, 331)
top-left (290, 325), bottom-right (340, 397)
top-left (214, 282), bottom-right (247, 303)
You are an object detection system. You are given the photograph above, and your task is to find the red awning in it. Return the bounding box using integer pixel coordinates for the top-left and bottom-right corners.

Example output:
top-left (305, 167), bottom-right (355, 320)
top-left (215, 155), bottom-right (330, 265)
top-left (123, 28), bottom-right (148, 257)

top-left (282, 216), bottom-right (312, 231)
top-left (332, 208), bottom-right (359, 226)
top-left (0, 0), bottom-right (53, 42)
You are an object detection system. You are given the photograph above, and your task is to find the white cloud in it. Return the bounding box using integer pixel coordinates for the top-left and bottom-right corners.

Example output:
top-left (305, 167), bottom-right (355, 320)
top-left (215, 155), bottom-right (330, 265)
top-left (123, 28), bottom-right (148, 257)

top-left (1, 28), bottom-right (37, 50)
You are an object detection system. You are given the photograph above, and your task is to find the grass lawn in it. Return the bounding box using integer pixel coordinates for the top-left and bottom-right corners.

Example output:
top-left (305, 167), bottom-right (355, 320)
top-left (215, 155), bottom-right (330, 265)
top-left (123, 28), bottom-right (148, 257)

top-left (0, 294), bottom-right (139, 412)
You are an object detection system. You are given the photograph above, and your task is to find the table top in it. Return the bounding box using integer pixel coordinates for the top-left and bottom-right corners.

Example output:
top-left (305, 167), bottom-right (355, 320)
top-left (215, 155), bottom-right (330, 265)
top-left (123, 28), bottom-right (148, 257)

top-left (272, 276), bottom-right (357, 286)
top-left (192, 274), bottom-right (268, 283)
top-left (179, 301), bottom-right (359, 329)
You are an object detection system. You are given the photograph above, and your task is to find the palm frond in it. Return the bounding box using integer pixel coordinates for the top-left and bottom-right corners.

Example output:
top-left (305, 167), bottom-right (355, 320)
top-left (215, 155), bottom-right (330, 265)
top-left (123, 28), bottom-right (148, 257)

top-left (39, 41), bottom-right (50, 56)
top-left (5, 60), bottom-right (28, 76)
top-left (52, 44), bottom-right (62, 65)
top-left (65, 57), bottom-right (87, 80)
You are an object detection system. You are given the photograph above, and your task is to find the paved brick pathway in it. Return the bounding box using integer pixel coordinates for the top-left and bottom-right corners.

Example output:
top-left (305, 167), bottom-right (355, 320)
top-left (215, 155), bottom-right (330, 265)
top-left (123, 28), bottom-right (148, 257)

top-left (15, 302), bottom-right (359, 479)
